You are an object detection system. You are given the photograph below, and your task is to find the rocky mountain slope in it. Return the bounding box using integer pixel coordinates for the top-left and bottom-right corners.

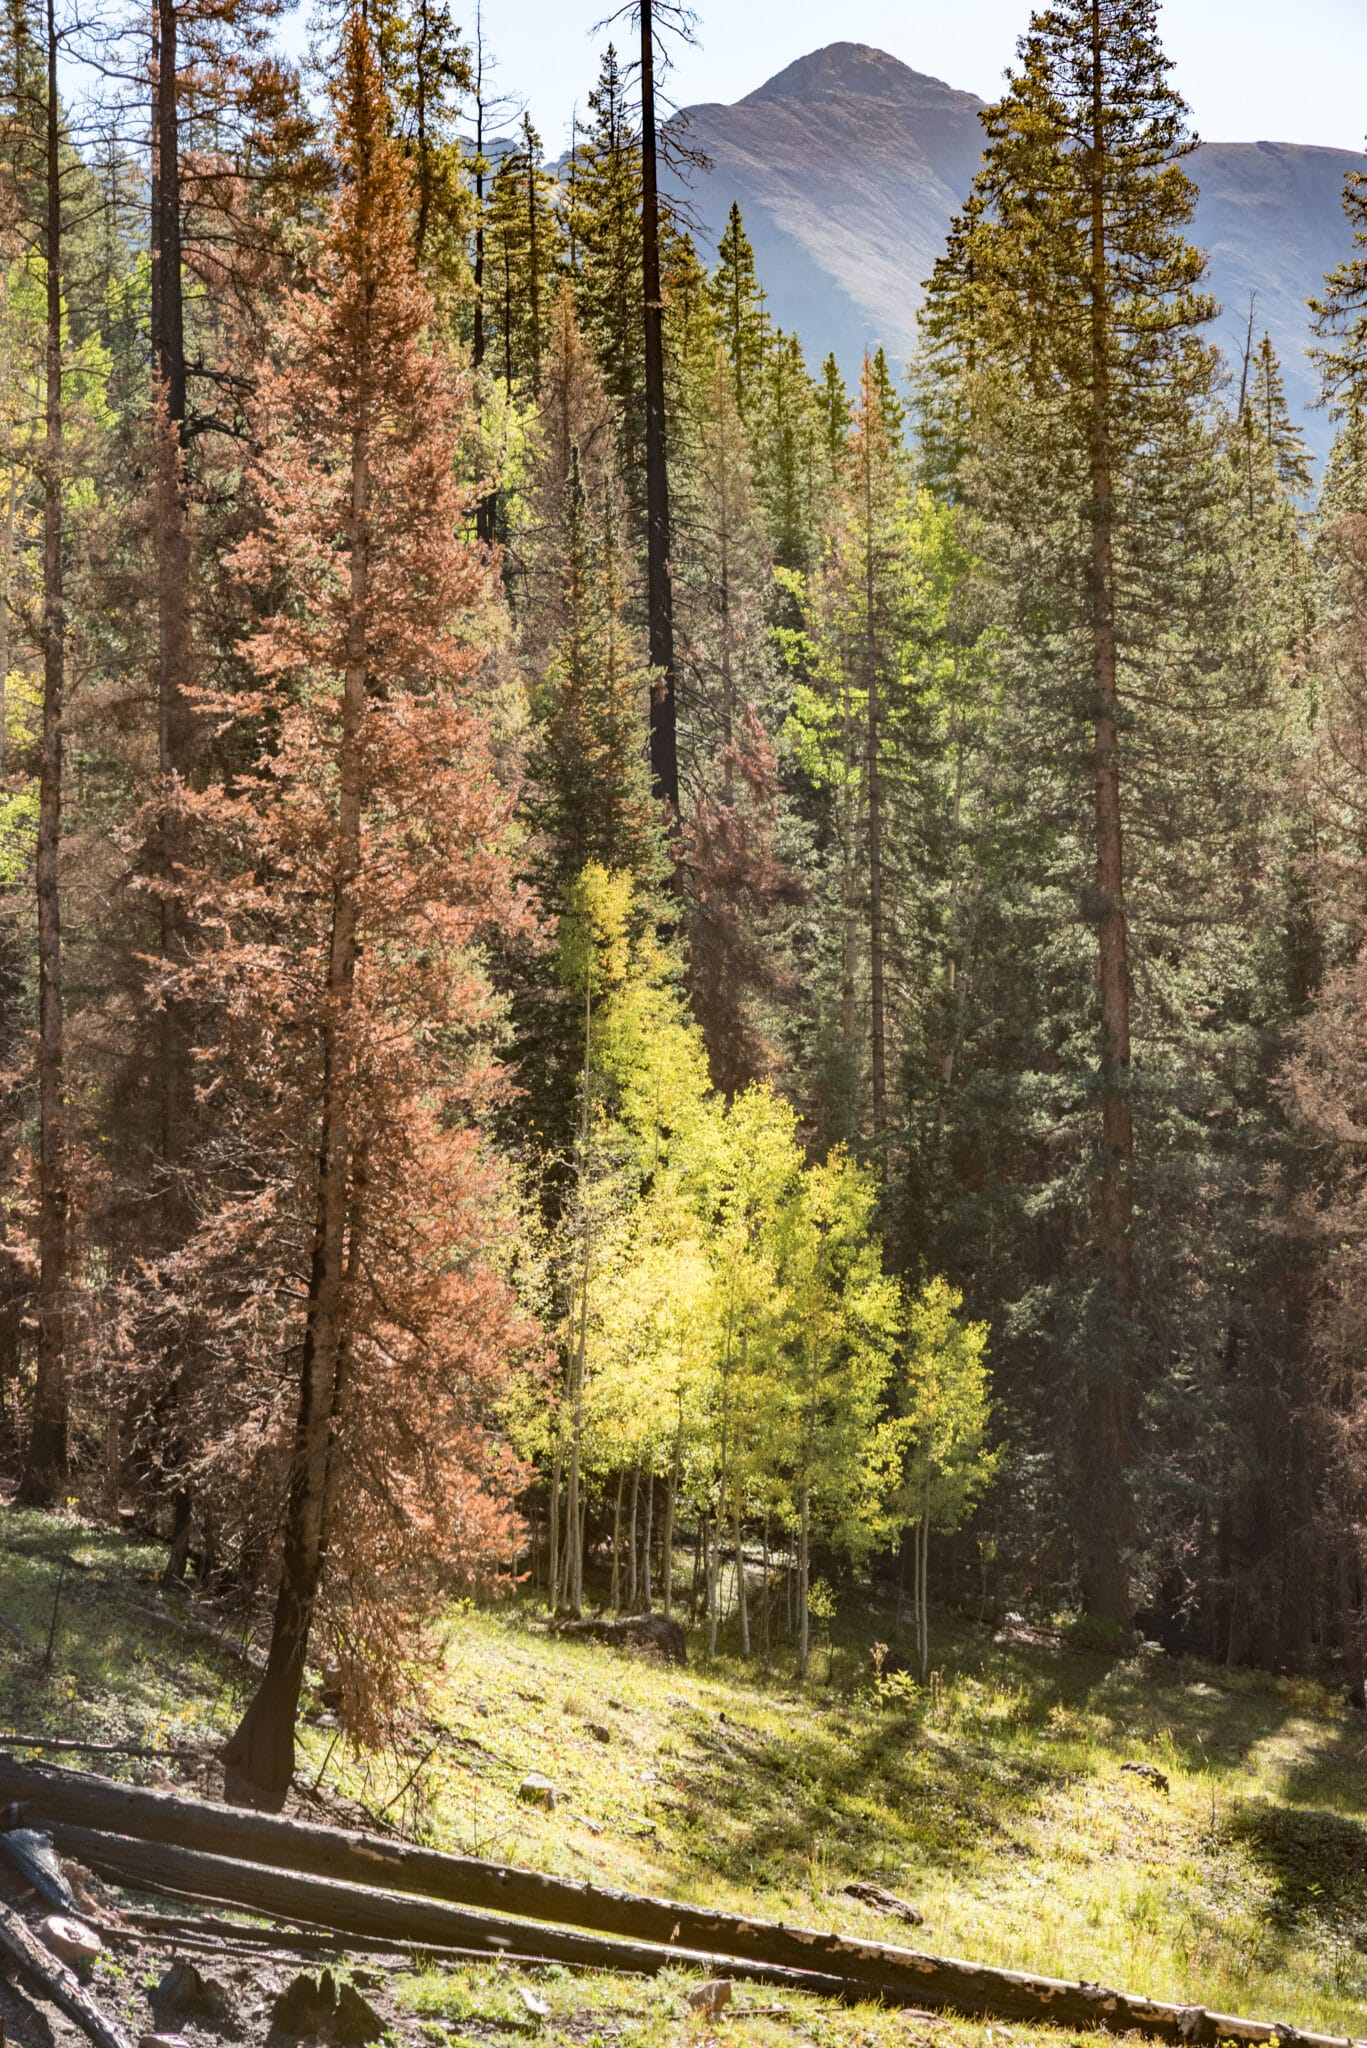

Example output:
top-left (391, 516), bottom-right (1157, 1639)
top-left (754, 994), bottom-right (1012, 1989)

top-left (677, 43), bottom-right (1365, 463)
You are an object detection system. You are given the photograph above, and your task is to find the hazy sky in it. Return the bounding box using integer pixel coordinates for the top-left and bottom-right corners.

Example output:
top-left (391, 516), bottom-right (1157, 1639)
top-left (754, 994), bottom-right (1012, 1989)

top-left (476, 0), bottom-right (1367, 158)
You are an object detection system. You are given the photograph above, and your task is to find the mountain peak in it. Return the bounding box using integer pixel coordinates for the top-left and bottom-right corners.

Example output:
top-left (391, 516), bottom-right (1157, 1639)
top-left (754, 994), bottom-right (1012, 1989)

top-left (742, 42), bottom-right (983, 114)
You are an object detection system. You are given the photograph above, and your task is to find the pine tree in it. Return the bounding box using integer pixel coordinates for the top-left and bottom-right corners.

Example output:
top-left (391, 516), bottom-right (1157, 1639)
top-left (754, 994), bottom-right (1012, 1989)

top-left (483, 114), bottom-right (560, 398)
top-left (570, 45), bottom-right (644, 494)
top-left (1311, 161), bottom-right (1367, 417)
top-left (924, 0), bottom-right (1220, 1620)
top-left (709, 202), bottom-right (769, 421)
top-left (206, 14), bottom-right (531, 1804)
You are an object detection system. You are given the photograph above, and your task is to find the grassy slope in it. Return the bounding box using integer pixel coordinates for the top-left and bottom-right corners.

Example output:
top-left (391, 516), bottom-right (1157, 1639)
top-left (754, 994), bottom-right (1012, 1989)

top-left (3, 1505), bottom-right (1366, 2045)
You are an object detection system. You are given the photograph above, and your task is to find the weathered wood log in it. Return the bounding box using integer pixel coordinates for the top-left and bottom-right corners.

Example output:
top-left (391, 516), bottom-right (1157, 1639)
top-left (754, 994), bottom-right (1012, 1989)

top-left (0, 1751), bottom-right (965, 1993)
top-left (39, 1825), bottom-right (964, 2010)
top-left (0, 1733), bottom-right (207, 1760)
top-left (0, 1898), bottom-right (134, 2048)
top-left (125, 1602), bottom-right (267, 1672)
top-left (28, 1820), bottom-right (1363, 2047)
top-left (1, 1757), bottom-right (1359, 2045)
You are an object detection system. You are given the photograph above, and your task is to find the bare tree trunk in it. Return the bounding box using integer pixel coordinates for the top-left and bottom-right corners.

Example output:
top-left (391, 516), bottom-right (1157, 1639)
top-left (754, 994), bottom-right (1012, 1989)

top-left (610, 1470), bottom-right (624, 1611)
top-left (638, 0), bottom-right (677, 814)
top-left (661, 1429), bottom-right (679, 1619)
top-left (796, 1488), bottom-right (811, 1679)
top-left (627, 1468), bottom-right (639, 1610)
top-left (760, 1521), bottom-right (771, 1668)
top-left (1081, 0), bottom-right (1134, 1627)
top-left (18, 0), bottom-right (67, 1509)
top-left (222, 256), bottom-right (373, 1809)
top-left (918, 1511), bottom-right (930, 1679)
top-left (734, 1505), bottom-right (749, 1658)
top-left (641, 1470), bottom-right (654, 1611)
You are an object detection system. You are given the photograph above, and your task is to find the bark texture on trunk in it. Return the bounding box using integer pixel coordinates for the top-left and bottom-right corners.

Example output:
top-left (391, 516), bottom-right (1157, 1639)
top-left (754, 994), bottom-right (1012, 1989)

top-left (639, 0), bottom-right (677, 814)
top-left (18, 0), bottom-right (67, 1508)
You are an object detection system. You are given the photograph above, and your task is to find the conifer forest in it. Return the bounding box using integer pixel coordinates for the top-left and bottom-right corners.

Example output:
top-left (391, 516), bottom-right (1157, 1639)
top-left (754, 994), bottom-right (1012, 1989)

top-left (4, 1), bottom-right (1367, 2025)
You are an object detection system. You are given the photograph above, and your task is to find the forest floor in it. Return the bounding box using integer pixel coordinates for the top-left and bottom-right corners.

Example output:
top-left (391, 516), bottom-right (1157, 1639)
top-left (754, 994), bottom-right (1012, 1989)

top-left (2, 1504), bottom-right (1366, 2048)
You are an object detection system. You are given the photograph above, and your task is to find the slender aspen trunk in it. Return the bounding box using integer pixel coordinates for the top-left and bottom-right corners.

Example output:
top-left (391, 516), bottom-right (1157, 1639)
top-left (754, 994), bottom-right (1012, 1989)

top-left (610, 1469), bottom-right (624, 1611)
top-left (704, 1516), bottom-right (718, 1649)
top-left (565, 974), bottom-right (594, 1619)
top-left (627, 1468), bottom-right (639, 1609)
top-left (642, 1472), bottom-right (654, 1612)
top-left (760, 1521), bottom-right (771, 1669)
top-left (661, 1427), bottom-right (680, 1619)
top-left (918, 1510), bottom-right (930, 1678)
top-left (734, 1504), bottom-right (750, 1658)
top-left (639, 0), bottom-right (677, 813)
top-left (547, 1437), bottom-right (563, 1611)
top-left (1083, 0), bottom-right (1134, 1627)
top-left (222, 207), bottom-right (374, 1806)
top-left (18, 0), bottom-right (66, 1508)
top-left (796, 1486), bottom-right (811, 1679)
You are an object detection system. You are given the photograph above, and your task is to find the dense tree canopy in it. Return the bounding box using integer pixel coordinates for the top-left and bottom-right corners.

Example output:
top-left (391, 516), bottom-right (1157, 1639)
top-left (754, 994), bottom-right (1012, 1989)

top-left (0, 0), bottom-right (1362, 1798)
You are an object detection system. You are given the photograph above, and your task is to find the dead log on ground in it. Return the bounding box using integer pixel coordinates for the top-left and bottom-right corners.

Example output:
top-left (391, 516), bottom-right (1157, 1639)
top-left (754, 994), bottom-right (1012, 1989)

top-left (125, 1601), bottom-right (267, 1672)
top-left (27, 1820), bottom-right (1365, 2045)
top-left (0, 1899), bottom-right (134, 2048)
top-left (2, 1757), bottom-right (1361, 2044)
top-left (0, 1751), bottom-right (955, 1992)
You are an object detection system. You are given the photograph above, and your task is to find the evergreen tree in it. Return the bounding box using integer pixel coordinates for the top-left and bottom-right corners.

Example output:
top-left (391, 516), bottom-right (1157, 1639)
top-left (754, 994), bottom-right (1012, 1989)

top-left (1311, 160), bottom-right (1367, 417)
top-left (709, 201), bottom-right (769, 421)
top-left (923, 0), bottom-right (1225, 1620)
top-left (569, 45), bottom-right (645, 496)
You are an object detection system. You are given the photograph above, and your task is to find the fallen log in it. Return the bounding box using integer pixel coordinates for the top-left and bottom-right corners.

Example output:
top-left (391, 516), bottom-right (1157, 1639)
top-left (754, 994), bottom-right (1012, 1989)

top-left (125, 1602), bottom-right (267, 1672)
top-left (2, 1757), bottom-right (1360, 2045)
top-left (0, 1734), bottom-right (208, 1761)
top-left (29, 1821), bottom-right (1364, 2046)
top-left (0, 1751), bottom-right (999, 1998)
top-left (0, 1899), bottom-right (134, 2048)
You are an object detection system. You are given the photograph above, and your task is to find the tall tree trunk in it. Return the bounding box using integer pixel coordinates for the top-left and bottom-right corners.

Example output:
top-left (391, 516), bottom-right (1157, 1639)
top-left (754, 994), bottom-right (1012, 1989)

top-left (918, 1509), bottom-right (930, 1678)
top-left (662, 1426), bottom-right (680, 1619)
top-left (796, 1486), bottom-right (810, 1679)
top-left (18, 0), bottom-right (66, 1508)
top-left (734, 1504), bottom-right (750, 1658)
top-left (863, 419), bottom-right (886, 1133)
top-left (222, 323), bottom-right (372, 1811)
top-left (641, 1470), bottom-right (653, 1612)
top-left (151, 0), bottom-right (199, 1578)
top-left (1081, 0), bottom-right (1134, 1626)
top-left (610, 1469), bottom-right (624, 1611)
top-left (638, 0), bottom-right (677, 813)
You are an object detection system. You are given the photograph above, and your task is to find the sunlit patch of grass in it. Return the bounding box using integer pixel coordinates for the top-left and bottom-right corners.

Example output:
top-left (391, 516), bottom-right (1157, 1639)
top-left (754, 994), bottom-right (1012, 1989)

top-left (5, 1509), bottom-right (1367, 2039)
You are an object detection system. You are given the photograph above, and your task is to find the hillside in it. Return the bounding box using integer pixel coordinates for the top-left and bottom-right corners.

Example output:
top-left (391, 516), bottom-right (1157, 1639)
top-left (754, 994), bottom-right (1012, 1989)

top-left (677, 42), bottom-right (1366, 461)
top-left (3, 1506), bottom-right (1367, 2043)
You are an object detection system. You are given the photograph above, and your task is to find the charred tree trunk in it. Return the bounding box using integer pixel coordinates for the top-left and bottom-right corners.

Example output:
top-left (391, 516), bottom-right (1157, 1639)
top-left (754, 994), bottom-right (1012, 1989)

top-left (18, 0), bottom-right (67, 1508)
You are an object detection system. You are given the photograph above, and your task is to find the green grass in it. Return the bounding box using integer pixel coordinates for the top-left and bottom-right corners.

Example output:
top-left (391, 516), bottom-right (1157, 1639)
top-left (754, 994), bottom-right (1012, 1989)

top-left (3, 1504), bottom-right (1367, 2044)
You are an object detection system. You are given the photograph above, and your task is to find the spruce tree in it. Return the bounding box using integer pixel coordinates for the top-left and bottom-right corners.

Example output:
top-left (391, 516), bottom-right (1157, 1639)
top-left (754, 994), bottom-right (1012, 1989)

top-left (924, 0), bottom-right (1219, 1620)
top-left (570, 45), bottom-right (645, 498)
top-left (709, 202), bottom-right (769, 422)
